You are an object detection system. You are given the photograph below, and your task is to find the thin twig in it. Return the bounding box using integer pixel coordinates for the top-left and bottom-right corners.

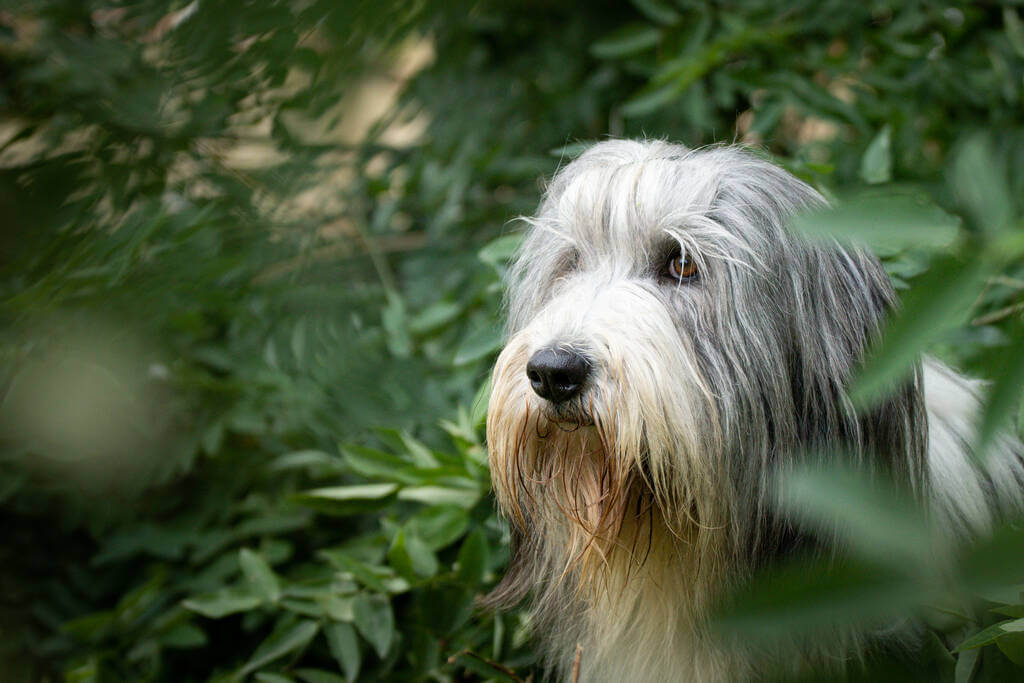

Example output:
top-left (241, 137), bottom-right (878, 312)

top-left (991, 275), bottom-right (1024, 290)
top-left (971, 301), bottom-right (1024, 327)
top-left (447, 649), bottom-right (524, 681)
top-left (571, 642), bottom-right (583, 683)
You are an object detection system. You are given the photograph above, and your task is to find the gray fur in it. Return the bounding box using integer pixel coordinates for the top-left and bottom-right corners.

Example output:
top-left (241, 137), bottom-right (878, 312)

top-left (486, 139), bottom-right (1024, 681)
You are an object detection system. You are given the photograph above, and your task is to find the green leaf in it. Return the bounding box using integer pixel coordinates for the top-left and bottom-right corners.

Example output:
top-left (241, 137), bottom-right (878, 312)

top-left (319, 551), bottom-right (396, 594)
top-left (240, 549), bottom-right (282, 604)
top-left (456, 529), bottom-right (489, 585)
top-left (291, 484), bottom-right (400, 516)
top-left (290, 318), bottom-right (307, 365)
top-left (448, 651), bottom-right (521, 682)
top-left (591, 24), bottom-right (661, 59)
top-left (950, 134), bottom-right (1014, 233)
top-left (957, 525), bottom-right (1024, 595)
top-left (388, 528), bottom-right (440, 579)
top-left (629, 0), bottom-right (679, 25)
top-left (269, 450), bottom-right (345, 473)
top-left (955, 644), bottom-right (979, 683)
top-left (400, 431), bottom-right (440, 468)
top-left (324, 622), bottom-right (361, 683)
top-left (255, 674), bottom-right (295, 683)
top-left (342, 445), bottom-right (419, 485)
top-left (549, 141), bottom-right (595, 159)
top-left (239, 619), bottom-right (320, 676)
top-left (405, 505), bottom-right (470, 550)
top-left (859, 124), bottom-right (892, 185)
top-left (791, 192), bottom-right (960, 254)
top-left (470, 376), bottom-right (491, 428)
top-left (850, 254), bottom-right (989, 407)
top-left (997, 631), bottom-right (1024, 666)
top-left (621, 81), bottom-right (683, 118)
top-left (776, 464), bottom-right (931, 568)
top-left (65, 658), bottom-right (101, 683)
top-left (1006, 8), bottom-right (1024, 58)
top-left (159, 623), bottom-right (208, 649)
top-left (1003, 618), bottom-right (1024, 632)
top-left (295, 669), bottom-right (347, 683)
top-left (408, 300), bottom-right (463, 335)
top-left (714, 558), bottom-right (926, 641)
top-left (478, 234), bottom-right (524, 268)
top-left (974, 326), bottom-right (1024, 459)
top-left (352, 593), bottom-right (394, 658)
top-left (453, 324), bottom-right (502, 366)
top-left (183, 589), bottom-right (262, 619)
top-left (955, 620), bottom-right (1017, 651)
top-left (382, 291), bottom-right (411, 358)
top-left (398, 485), bottom-right (480, 509)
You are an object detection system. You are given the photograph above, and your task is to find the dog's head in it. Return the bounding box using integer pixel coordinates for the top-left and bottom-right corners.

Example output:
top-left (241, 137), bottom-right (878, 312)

top-left (486, 140), bottom-right (925, 601)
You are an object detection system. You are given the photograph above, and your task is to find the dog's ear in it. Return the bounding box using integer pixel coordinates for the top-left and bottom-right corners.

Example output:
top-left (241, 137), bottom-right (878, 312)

top-left (788, 242), bottom-right (927, 487)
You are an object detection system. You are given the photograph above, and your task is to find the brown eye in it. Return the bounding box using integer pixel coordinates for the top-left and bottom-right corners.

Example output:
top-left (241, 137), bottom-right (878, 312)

top-left (667, 252), bottom-right (698, 281)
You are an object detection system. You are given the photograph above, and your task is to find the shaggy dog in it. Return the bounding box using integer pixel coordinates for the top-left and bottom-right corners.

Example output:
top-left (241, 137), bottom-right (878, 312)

top-left (484, 139), bottom-right (1024, 681)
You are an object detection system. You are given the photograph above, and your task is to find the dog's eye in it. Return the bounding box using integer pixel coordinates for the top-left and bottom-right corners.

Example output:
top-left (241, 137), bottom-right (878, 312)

top-left (666, 251), bottom-right (698, 282)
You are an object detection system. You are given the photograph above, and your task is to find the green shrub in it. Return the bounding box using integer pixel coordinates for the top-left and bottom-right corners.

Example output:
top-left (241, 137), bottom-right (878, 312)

top-left (0, 1), bottom-right (1022, 681)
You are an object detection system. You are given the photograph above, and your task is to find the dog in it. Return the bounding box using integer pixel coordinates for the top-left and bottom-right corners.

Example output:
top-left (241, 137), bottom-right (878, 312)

top-left (484, 139), bottom-right (1024, 681)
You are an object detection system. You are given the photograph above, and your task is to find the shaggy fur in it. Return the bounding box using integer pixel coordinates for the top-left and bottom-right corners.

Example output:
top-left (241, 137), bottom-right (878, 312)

top-left (484, 139), bottom-right (1024, 681)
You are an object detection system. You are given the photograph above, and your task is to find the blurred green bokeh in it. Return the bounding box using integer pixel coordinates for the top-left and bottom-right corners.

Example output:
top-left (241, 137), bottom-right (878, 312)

top-left (0, 1), bottom-right (1022, 681)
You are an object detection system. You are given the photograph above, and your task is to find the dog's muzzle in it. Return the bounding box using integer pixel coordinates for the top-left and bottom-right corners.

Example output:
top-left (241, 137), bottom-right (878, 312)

top-left (525, 346), bottom-right (591, 404)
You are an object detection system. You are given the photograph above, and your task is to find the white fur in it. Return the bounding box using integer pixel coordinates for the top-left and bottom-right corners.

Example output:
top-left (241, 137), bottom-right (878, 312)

top-left (485, 139), bottom-right (1024, 682)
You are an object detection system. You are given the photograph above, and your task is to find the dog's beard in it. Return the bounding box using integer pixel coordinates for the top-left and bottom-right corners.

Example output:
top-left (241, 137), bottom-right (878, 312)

top-left (503, 404), bottom-right (651, 588)
top-left (487, 336), bottom-right (727, 598)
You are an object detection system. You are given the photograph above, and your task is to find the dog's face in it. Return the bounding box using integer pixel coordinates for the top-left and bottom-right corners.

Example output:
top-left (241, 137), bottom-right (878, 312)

top-left (487, 141), bottom-right (918, 594)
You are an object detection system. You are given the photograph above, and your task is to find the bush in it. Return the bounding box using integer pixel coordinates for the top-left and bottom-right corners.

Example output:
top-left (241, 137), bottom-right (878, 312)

top-left (0, 1), bottom-right (1022, 680)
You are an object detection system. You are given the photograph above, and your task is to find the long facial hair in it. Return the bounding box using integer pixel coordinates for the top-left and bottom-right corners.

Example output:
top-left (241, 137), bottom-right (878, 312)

top-left (483, 140), bottom-right (935, 680)
top-left (484, 275), bottom-right (733, 619)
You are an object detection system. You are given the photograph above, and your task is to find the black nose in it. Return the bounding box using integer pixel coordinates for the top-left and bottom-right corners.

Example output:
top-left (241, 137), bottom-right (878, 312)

top-left (526, 347), bottom-right (591, 404)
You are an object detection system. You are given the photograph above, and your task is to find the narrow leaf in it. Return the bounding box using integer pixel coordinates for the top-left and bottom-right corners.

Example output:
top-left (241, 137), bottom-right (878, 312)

top-left (591, 24), bottom-right (661, 59)
top-left (957, 525), bottom-right (1024, 594)
top-left (269, 450), bottom-right (345, 473)
top-left (239, 548), bottom-right (282, 604)
top-left (629, 0), bottom-right (679, 25)
top-left (621, 81), bottom-right (683, 118)
top-left (352, 593), bottom-right (394, 658)
top-left (791, 192), bottom-right (960, 254)
top-left (453, 324), bottom-right (502, 366)
top-left (255, 674), bottom-right (294, 683)
top-left (955, 644), bottom-right (979, 683)
top-left (974, 326), bottom-right (1024, 459)
top-left (239, 619), bottom-right (320, 676)
top-left (851, 254), bottom-right (988, 407)
top-left (478, 234), bottom-right (523, 267)
top-left (183, 590), bottom-right (262, 619)
top-left (859, 124), bottom-right (892, 185)
top-left (291, 484), bottom-right (399, 516)
top-left (997, 632), bottom-right (1024, 666)
top-left (776, 464), bottom-right (931, 568)
top-left (295, 669), bottom-right (346, 683)
top-left (398, 485), bottom-right (480, 509)
top-left (325, 622), bottom-right (361, 683)
top-left (342, 445), bottom-right (419, 485)
top-left (405, 505), bottom-right (470, 550)
top-left (470, 375), bottom-right (491, 428)
top-left (714, 558), bottom-right (925, 641)
top-left (456, 529), bottom-right (489, 585)
top-left (388, 528), bottom-right (439, 579)
top-left (950, 134), bottom-right (1013, 233)
top-left (955, 620), bottom-right (1015, 651)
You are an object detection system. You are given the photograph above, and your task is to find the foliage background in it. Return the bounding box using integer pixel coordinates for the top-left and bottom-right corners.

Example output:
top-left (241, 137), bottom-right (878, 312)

top-left (0, 0), bottom-right (1023, 681)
